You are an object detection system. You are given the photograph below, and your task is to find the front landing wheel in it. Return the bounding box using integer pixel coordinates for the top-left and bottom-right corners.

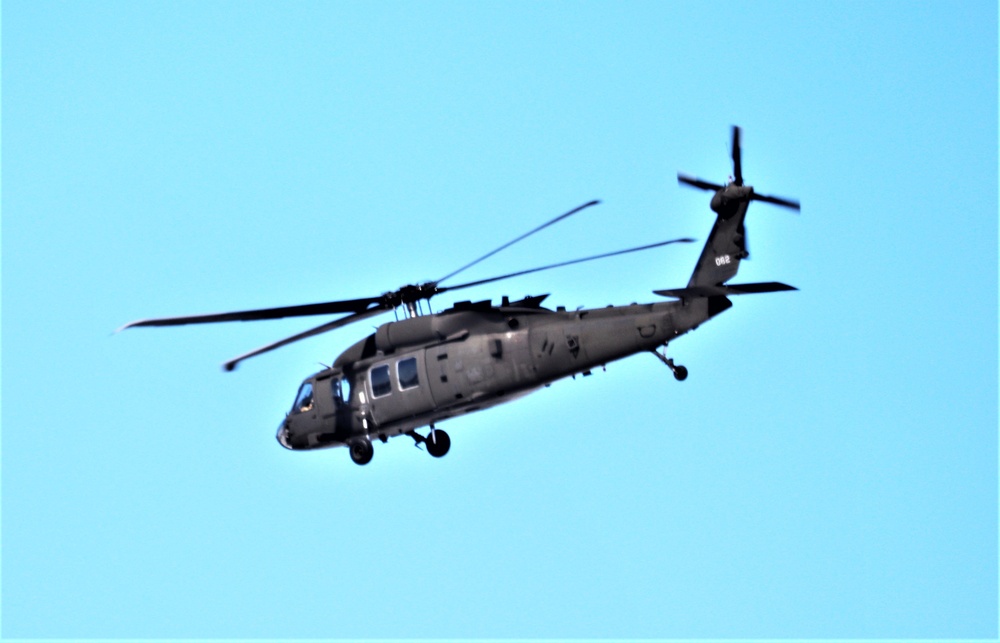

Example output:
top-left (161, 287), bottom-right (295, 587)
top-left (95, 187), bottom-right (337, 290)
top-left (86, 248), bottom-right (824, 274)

top-left (349, 438), bottom-right (374, 465)
top-left (426, 429), bottom-right (451, 458)
top-left (673, 365), bottom-right (688, 381)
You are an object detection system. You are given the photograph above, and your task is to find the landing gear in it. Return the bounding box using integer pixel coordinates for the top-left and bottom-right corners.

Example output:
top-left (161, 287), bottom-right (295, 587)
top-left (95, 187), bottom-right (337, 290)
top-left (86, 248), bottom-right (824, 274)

top-left (425, 428), bottom-right (451, 458)
top-left (653, 348), bottom-right (688, 381)
top-left (406, 426), bottom-right (451, 458)
top-left (348, 438), bottom-right (374, 465)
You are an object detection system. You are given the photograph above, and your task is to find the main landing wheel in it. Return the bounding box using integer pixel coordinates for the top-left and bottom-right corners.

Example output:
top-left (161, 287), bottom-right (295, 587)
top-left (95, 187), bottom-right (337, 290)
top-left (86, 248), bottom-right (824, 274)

top-left (349, 438), bottom-right (374, 465)
top-left (425, 429), bottom-right (451, 458)
top-left (653, 349), bottom-right (688, 382)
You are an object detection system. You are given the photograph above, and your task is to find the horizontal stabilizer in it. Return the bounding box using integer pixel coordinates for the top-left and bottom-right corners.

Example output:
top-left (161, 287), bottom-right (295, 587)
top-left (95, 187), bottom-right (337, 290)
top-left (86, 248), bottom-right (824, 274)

top-left (654, 281), bottom-right (797, 299)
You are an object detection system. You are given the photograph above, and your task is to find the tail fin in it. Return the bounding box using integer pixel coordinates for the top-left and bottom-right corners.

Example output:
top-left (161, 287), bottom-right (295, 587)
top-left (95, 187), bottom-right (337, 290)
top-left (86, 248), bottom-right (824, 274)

top-left (687, 199), bottom-right (750, 287)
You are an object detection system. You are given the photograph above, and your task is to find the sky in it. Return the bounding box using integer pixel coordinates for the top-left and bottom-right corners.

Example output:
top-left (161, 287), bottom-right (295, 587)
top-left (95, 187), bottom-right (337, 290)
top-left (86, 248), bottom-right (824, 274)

top-left (2, 1), bottom-right (997, 640)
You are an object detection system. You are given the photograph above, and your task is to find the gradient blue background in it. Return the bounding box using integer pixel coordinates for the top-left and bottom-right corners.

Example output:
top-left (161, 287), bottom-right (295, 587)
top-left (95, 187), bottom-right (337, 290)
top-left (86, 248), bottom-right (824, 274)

top-left (3, 1), bottom-right (997, 639)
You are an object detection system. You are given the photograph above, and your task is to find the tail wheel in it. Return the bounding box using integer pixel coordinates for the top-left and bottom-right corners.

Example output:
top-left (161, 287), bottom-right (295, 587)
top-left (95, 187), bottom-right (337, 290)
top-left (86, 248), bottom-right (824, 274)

top-left (349, 438), bottom-right (374, 465)
top-left (673, 365), bottom-right (688, 381)
top-left (426, 429), bottom-right (451, 458)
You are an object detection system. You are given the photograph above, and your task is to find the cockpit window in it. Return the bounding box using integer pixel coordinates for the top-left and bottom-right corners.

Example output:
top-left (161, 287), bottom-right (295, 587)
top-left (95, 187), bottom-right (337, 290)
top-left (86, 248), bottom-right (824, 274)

top-left (292, 382), bottom-right (314, 414)
top-left (331, 377), bottom-right (352, 407)
top-left (398, 357), bottom-right (419, 390)
top-left (370, 364), bottom-right (391, 398)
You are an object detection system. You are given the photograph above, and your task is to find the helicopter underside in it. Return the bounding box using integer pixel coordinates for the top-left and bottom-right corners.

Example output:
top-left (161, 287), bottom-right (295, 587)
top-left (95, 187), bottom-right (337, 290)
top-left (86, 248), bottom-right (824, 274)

top-left (292, 384), bottom-right (544, 452)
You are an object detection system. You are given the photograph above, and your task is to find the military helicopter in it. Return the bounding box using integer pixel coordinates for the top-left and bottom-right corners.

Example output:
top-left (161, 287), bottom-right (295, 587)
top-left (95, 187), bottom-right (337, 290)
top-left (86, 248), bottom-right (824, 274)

top-left (121, 126), bottom-right (799, 465)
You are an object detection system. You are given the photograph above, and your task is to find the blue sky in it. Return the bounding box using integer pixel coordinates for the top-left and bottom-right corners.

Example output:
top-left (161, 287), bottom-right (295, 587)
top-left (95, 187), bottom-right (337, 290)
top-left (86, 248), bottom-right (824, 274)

top-left (3, 1), bottom-right (997, 639)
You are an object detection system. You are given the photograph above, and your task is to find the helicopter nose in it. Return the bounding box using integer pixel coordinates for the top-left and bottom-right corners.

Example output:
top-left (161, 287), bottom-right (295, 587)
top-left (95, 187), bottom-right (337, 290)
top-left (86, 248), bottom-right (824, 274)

top-left (276, 421), bottom-right (293, 450)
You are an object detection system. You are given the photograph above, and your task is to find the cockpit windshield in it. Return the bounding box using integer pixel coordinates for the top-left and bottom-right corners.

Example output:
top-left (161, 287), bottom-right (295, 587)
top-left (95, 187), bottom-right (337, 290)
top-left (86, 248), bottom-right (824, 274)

top-left (291, 382), bottom-right (314, 414)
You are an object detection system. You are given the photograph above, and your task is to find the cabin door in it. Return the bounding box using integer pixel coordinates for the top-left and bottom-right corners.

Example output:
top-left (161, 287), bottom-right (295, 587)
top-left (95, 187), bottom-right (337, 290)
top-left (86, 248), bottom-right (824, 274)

top-left (366, 351), bottom-right (434, 426)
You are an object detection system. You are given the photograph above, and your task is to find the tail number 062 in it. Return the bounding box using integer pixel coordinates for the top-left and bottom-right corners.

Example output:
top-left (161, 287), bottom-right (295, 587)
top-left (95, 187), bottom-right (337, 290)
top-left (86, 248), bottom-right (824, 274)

top-left (714, 254), bottom-right (732, 267)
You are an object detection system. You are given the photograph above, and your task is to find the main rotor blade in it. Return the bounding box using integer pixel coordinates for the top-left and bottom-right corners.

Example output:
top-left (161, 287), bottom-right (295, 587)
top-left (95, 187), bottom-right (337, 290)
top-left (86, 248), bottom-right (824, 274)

top-left (222, 307), bottom-right (387, 371)
top-left (731, 126), bottom-right (743, 186)
top-left (435, 200), bottom-right (601, 285)
top-left (751, 192), bottom-right (801, 211)
top-left (438, 237), bottom-right (696, 294)
top-left (678, 174), bottom-right (724, 192)
top-left (118, 297), bottom-right (384, 331)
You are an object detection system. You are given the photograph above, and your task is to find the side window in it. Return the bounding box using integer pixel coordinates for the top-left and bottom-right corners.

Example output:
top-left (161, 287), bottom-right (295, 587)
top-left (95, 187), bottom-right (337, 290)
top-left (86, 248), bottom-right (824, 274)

top-left (292, 382), bottom-right (314, 414)
top-left (397, 357), bottom-right (419, 390)
top-left (370, 364), bottom-right (391, 398)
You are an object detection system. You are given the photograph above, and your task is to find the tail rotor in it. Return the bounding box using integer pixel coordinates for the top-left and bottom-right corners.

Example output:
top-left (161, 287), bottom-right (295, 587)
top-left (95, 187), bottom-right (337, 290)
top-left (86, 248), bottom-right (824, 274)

top-left (677, 126), bottom-right (800, 288)
top-left (678, 126), bottom-right (800, 213)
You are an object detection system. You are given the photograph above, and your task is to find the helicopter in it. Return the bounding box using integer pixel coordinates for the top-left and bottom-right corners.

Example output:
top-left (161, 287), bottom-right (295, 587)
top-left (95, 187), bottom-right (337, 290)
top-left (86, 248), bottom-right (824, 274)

top-left (120, 126), bottom-right (800, 465)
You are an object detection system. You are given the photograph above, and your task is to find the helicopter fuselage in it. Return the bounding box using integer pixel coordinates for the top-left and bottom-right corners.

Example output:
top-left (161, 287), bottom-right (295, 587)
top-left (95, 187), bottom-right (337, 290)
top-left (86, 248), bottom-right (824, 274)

top-left (277, 294), bottom-right (723, 452)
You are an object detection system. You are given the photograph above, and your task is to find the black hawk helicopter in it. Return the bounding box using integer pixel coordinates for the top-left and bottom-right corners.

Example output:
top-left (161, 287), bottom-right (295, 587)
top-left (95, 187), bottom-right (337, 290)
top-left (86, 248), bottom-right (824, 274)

top-left (121, 126), bottom-right (799, 465)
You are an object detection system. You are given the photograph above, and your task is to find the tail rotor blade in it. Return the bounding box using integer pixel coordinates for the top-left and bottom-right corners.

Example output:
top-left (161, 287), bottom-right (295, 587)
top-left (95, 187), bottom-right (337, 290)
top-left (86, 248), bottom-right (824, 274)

top-left (751, 192), bottom-right (800, 211)
top-left (731, 126), bottom-right (743, 186)
top-left (678, 173), bottom-right (724, 192)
